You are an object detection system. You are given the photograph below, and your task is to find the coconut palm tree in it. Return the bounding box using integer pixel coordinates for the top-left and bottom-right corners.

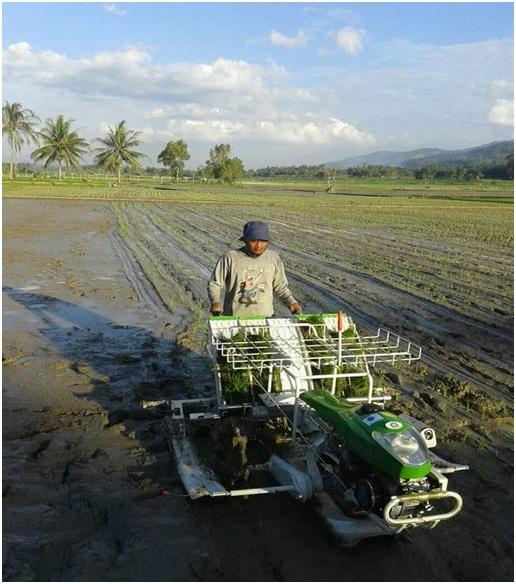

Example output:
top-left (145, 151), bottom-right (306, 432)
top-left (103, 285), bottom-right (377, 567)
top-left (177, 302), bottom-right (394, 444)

top-left (2, 101), bottom-right (40, 179)
top-left (92, 121), bottom-right (145, 183)
top-left (31, 115), bottom-right (89, 180)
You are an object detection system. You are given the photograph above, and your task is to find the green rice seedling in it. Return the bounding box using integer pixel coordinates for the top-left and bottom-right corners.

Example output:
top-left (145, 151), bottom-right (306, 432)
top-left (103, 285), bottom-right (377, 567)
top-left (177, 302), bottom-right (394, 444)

top-left (245, 329), bottom-right (282, 394)
top-left (217, 330), bottom-right (251, 404)
top-left (217, 329), bottom-right (282, 404)
top-left (218, 360), bottom-right (253, 405)
top-left (299, 315), bottom-right (369, 398)
top-left (317, 363), bottom-right (369, 398)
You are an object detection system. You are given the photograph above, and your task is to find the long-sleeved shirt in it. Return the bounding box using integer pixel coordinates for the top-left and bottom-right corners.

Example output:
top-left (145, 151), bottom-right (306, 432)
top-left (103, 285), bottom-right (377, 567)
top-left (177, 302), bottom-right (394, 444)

top-left (208, 247), bottom-right (297, 317)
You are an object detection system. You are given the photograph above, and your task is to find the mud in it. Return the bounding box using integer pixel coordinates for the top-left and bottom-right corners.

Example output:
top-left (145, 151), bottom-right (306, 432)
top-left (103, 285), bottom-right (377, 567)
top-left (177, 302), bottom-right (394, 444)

top-left (3, 199), bottom-right (513, 581)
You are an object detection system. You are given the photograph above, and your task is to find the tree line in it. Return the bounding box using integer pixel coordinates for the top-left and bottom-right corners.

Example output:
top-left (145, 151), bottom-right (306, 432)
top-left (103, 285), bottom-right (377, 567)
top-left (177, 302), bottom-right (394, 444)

top-left (2, 101), bottom-right (245, 183)
top-left (4, 101), bottom-right (512, 183)
top-left (247, 160), bottom-right (513, 181)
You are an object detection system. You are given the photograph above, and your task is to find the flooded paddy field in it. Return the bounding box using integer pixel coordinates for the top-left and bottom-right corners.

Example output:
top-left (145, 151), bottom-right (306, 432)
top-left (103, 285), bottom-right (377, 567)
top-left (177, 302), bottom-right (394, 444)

top-left (2, 190), bottom-right (513, 581)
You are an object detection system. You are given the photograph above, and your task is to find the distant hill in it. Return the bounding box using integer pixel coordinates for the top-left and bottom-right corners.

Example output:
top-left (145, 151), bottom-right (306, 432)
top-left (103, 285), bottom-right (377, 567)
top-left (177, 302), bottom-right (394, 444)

top-left (326, 148), bottom-right (443, 168)
top-left (401, 141), bottom-right (514, 169)
top-left (326, 140), bottom-right (513, 169)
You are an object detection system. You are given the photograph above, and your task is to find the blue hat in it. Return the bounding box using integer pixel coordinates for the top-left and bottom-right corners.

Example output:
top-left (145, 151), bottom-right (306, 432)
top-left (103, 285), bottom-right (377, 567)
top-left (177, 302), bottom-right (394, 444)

top-left (240, 221), bottom-right (271, 242)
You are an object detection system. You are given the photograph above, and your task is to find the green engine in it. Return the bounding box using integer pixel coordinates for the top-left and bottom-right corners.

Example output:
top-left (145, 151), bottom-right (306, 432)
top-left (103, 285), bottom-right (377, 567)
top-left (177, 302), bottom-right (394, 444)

top-left (300, 390), bottom-right (432, 480)
top-left (300, 390), bottom-right (440, 519)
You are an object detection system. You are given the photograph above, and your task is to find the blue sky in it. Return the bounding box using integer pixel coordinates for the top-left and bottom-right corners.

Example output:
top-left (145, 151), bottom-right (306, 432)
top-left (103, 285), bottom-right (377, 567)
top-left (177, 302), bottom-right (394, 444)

top-left (3, 2), bottom-right (514, 168)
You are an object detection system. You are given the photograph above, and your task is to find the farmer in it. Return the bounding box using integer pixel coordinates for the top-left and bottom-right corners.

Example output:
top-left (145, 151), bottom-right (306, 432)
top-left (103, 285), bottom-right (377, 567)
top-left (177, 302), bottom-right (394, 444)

top-left (208, 220), bottom-right (302, 317)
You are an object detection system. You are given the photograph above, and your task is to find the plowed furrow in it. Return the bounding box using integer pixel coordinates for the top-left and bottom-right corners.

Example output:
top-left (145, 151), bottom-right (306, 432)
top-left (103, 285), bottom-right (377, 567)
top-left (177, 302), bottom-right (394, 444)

top-left (112, 203), bottom-right (513, 402)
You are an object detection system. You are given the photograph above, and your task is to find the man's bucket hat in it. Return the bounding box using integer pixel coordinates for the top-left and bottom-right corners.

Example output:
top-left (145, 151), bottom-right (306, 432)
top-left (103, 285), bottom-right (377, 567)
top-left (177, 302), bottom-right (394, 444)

top-left (239, 221), bottom-right (271, 242)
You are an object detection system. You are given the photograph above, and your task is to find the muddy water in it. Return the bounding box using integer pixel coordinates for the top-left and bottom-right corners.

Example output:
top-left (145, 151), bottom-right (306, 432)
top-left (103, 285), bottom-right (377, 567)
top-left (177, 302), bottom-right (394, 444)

top-left (3, 200), bottom-right (214, 581)
top-left (3, 199), bottom-right (513, 581)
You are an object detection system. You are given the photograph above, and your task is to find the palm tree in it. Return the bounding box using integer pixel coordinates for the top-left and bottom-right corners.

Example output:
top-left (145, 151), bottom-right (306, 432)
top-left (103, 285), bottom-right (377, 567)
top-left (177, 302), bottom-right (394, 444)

top-left (92, 121), bottom-right (145, 183)
top-left (2, 101), bottom-right (40, 179)
top-left (31, 115), bottom-right (89, 180)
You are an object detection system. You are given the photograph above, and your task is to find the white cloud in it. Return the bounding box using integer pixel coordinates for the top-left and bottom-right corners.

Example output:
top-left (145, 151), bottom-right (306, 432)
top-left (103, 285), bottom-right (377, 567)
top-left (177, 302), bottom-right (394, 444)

top-left (87, 46), bottom-right (151, 66)
top-left (3, 43), bottom-right (320, 122)
top-left (312, 37), bottom-right (513, 134)
top-left (4, 44), bottom-right (266, 105)
top-left (103, 4), bottom-right (126, 17)
top-left (6, 40), bottom-right (30, 56)
top-left (334, 27), bottom-right (365, 55)
top-left (256, 116), bottom-right (375, 144)
top-left (133, 127), bottom-right (159, 143)
top-left (264, 60), bottom-right (289, 80)
top-left (143, 107), bottom-right (169, 119)
top-left (489, 79), bottom-right (513, 96)
top-left (9, 35), bottom-right (511, 165)
top-left (4, 41), bottom-right (66, 68)
top-left (94, 123), bottom-right (164, 146)
top-left (269, 29), bottom-right (308, 48)
top-left (165, 119), bottom-right (246, 141)
top-left (180, 58), bottom-right (264, 93)
top-left (290, 89), bottom-right (317, 102)
top-left (488, 99), bottom-right (514, 127)
top-left (161, 115), bottom-right (375, 145)
top-left (143, 104), bottom-right (223, 119)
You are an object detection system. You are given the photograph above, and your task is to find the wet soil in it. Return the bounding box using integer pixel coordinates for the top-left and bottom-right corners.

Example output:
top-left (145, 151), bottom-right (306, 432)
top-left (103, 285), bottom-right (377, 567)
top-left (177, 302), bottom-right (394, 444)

top-left (3, 199), bottom-right (513, 581)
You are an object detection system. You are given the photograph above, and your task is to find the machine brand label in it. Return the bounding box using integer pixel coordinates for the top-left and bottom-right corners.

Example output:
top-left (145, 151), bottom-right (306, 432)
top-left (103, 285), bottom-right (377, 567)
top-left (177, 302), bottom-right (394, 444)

top-left (385, 421), bottom-right (403, 430)
top-left (362, 413), bottom-right (383, 426)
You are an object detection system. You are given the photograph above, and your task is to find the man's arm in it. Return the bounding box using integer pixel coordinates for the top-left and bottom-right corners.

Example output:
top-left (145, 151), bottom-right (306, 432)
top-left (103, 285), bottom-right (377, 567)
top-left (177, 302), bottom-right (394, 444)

top-left (273, 257), bottom-right (302, 313)
top-left (208, 254), bottom-right (228, 314)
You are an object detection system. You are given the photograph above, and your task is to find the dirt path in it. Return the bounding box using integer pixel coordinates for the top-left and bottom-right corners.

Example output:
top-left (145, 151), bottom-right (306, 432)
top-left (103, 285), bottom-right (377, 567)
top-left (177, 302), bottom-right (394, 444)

top-left (3, 199), bottom-right (513, 581)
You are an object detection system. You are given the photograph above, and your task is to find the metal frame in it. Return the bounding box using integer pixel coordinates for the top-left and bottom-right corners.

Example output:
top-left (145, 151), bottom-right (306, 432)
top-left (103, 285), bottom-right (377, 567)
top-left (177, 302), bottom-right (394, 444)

top-left (212, 323), bottom-right (421, 371)
top-left (166, 314), bottom-right (467, 545)
top-left (209, 318), bottom-right (422, 438)
top-left (383, 491), bottom-right (463, 526)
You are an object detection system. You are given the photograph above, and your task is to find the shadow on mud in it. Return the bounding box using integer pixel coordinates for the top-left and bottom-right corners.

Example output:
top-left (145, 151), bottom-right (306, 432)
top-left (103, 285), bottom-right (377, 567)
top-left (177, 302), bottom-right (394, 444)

top-left (3, 286), bottom-right (225, 581)
top-left (3, 286), bottom-right (199, 440)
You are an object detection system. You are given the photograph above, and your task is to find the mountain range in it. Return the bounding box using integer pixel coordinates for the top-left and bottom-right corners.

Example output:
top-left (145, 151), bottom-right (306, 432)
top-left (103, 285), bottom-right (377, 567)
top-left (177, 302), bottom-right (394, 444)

top-left (325, 140), bottom-right (513, 169)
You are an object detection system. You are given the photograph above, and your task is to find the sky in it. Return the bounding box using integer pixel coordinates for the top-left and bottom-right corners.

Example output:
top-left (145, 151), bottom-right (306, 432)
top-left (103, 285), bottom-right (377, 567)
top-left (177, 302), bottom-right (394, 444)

top-left (3, 1), bottom-right (514, 169)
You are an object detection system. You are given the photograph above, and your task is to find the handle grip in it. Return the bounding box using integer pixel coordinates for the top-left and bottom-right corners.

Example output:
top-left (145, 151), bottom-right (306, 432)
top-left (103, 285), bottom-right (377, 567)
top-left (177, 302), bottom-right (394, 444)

top-left (337, 309), bottom-right (344, 332)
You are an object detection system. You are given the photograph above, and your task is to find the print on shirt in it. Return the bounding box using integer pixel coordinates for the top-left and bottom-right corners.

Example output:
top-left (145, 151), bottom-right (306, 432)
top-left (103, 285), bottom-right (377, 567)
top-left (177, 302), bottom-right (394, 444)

top-left (237, 268), bottom-right (267, 306)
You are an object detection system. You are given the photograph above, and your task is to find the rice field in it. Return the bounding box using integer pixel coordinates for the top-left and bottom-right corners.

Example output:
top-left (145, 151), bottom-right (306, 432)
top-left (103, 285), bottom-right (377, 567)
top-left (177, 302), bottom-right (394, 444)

top-left (4, 176), bottom-right (514, 402)
top-left (3, 178), bottom-right (514, 581)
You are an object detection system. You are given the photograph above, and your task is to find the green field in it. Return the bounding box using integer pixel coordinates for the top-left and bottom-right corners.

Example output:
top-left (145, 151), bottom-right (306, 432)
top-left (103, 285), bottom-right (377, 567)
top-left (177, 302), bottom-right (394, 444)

top-left (2, 175), bottom-right (514, 203)
top-left (246, 175), bottom-right (514, 195)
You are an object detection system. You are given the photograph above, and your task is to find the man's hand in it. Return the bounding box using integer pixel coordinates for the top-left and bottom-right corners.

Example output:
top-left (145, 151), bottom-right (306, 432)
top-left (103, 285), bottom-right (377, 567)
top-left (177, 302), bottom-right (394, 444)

top-left (289, 302), bottom-right (303, 314)
top-left (210, 302), bottom-right (223, 315)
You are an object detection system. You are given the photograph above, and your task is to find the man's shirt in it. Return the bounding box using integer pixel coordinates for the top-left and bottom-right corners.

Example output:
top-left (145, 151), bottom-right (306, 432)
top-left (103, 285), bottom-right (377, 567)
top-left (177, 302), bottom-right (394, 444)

top-left (208, 247), bottom-right (296, 317)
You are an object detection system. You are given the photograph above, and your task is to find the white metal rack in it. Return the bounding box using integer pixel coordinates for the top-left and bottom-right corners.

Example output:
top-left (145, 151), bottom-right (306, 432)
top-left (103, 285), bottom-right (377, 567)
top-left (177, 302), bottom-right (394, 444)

top-left (209, 315), bottom-right (422, 425)
top-left (213, 321), bottom-right (421, 371)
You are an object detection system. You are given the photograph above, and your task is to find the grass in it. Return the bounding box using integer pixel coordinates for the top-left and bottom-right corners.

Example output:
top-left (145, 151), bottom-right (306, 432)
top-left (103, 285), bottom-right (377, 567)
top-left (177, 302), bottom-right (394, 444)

top-left (3, 175), bottom-right (514, 201)
top-left (298, 314), bottom-right (369, 398)
top-left (5, 177), bottom-right (512, 242)
top-left (245, 175), bottom-right (514, 194)
top-left (431, 373), bottom-right (510, 418)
